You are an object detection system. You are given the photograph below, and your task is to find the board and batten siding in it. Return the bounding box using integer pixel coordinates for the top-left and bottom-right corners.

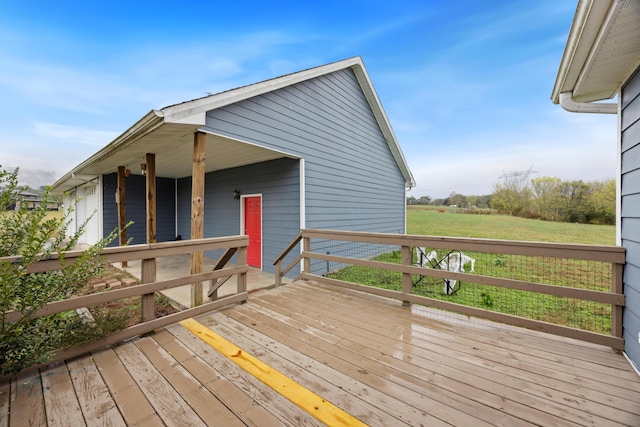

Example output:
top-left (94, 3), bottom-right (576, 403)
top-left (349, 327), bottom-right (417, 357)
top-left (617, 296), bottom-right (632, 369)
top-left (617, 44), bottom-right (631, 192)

top-left (102, 173), bottom-right (177, 245)
top-left (202, 68), bottom-right (407, 235)
top-left (621, 66), bottom-right (640, 369)
top-left (176, 158), bottom-right (301, 275)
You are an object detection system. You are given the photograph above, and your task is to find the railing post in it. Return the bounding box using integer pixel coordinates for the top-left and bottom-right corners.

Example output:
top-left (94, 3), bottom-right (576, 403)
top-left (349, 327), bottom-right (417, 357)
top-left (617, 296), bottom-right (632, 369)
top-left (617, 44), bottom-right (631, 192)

top-left (402, 245), bottom-right (412, 307)
top-left (237, 246), bottom-right (247, 302)
top-left (141, 258), bottom-right (156, 322)
top-left (275, 260), bottom-right (282, 287)
top-left (209, 279), bottom-right (219, 301)
top-left (303, 236), bottom-right (311, 275)
top-left (612, 262), bottom-right (624, 346)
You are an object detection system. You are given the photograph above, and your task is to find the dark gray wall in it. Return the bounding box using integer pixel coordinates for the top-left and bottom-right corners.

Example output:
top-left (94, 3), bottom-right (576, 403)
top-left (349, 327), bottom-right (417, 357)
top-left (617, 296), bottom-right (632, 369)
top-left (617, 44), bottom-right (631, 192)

top-left (621, 67), bottom-right (640, 368)
top-left (177, 158), bottom-right (300, 275)
top-left (103, 173), bottom-right (176, 245)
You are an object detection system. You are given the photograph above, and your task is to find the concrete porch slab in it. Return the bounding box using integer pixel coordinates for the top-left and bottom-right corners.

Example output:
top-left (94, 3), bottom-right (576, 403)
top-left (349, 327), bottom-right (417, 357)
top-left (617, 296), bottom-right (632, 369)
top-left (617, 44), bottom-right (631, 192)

top-left (118, 254), bottom-right (292, 309)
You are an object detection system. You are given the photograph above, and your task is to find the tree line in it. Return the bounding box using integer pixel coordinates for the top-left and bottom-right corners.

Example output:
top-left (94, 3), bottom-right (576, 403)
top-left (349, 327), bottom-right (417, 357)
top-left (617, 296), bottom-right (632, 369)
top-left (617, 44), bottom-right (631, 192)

top-left (407, 176), bottom-right (616, 225)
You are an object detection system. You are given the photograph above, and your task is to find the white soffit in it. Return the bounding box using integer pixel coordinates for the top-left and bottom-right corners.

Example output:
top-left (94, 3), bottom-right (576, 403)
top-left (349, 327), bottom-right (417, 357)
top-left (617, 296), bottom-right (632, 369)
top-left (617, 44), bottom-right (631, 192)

top-left (554, 0), bottom-right (640, 103)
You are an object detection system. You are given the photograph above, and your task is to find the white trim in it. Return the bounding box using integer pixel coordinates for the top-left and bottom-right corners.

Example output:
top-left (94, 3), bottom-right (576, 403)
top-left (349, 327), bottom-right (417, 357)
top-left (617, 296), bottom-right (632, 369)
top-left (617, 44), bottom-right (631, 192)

top-left (175, 178), bottom-right (179, 240)
top-left (197, 128), bottom-right (302, 160)
top-left (299, 159), bottom-right (306, 270)
top-left (240, 193), bottom-right (263, 270)
top-left (97, 175), bottom-right (104, 241)
top-left (403, 187), bottom-right (408, 234)
top-left (623, 352), bottom-right (640, 378)
top-left (616, 95), bottom-right (622, 246)
top-left (299, 159), bottom-right (306, 231)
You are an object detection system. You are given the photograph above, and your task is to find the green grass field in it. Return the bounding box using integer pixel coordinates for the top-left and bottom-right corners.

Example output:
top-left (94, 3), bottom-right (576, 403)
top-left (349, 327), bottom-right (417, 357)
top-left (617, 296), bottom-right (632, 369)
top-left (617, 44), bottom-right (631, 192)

top-left (407, 206), bottom-right (615, 245)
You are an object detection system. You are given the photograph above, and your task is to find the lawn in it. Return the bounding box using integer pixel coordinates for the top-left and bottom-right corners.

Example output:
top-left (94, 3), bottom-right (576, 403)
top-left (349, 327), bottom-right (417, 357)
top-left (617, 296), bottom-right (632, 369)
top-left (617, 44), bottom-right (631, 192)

top-left (407, 206), bottom-right (615, 245)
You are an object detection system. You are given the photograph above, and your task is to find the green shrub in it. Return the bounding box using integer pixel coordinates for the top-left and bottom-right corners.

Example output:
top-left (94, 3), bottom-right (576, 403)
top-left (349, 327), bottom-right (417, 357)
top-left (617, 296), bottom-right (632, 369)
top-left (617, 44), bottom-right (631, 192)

top-left (0, 166), bottom-right (121, 375)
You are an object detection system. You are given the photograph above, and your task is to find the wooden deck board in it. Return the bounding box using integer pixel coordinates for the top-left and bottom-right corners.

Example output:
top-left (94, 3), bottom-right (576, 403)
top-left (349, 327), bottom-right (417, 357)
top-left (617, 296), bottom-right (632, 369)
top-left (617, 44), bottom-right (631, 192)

top-left (67, 355), bottom-right (126, 426)
top-left (1, 280), bottom-right (639, 426)
top-left (0, 377), bottom-right (10, 425)
top-left (252, 282), bottom-right (639, 426)
top-left (133, 335), bottom-right (246, 427)
top-left (249, 284), bottom-right (583, 426)
top-left (203, 311), bottom-right (447, 427)
top-left (40, 364), bottom-right (85, 426)
top-left (113, 341), bottom-right (207, 426)
top-left (309, 284), bottom-right (640, 403)
top-left (10, 371), bottom-right (46, 426)
top-left (91, 348), bottom-right (164, 427)
top-left (151, 329), bottom-right (291, 427)
top-left (165, 321), bottom-right (325, 427)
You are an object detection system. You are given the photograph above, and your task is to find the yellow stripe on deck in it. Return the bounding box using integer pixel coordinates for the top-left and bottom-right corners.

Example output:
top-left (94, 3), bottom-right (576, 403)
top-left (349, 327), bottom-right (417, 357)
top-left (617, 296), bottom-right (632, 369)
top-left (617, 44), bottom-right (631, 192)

top-left (179, 318), bottom-right (367, 427)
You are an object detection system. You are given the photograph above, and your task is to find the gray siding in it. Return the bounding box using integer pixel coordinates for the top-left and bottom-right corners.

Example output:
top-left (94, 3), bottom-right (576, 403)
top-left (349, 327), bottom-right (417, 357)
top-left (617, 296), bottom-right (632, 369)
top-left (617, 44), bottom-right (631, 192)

top-left (103, 174), bottom-right (176, 245)
top-left (203, 68), bottom-right (406, 235)
top-left (621, 67), bottom-right (640, 368)
top-left (177, 158), bottom-right (300, 275)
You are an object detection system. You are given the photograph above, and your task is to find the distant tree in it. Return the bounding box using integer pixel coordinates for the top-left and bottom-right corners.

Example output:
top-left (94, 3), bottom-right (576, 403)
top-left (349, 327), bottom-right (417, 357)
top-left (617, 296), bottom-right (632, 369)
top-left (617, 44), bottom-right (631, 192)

top-left (585, 178), bottom-right (616, 224)
top-left (491, 171), bottom-right (532, 216)
top-left (558, 180), bottom-right (590, 222)
top-left (531, 177), bottom-right (561, 220)
top-left (447, 191), bottom-right (466, 208)
top-left (417, 196), bottom-right (432, 205)
top-left (466, 195), bottom-right (479, 208)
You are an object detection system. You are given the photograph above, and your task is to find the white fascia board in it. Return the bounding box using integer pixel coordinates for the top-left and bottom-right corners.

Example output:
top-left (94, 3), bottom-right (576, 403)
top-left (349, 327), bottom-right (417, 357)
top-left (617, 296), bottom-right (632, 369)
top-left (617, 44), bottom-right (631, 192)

top-left (160, 57), bottom-right (363, 124)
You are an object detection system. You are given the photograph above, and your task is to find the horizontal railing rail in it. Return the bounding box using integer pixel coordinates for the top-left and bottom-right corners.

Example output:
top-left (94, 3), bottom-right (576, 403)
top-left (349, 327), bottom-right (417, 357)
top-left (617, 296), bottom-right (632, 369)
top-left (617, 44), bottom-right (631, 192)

top-left (276, 229), bottom-right (625, 350)
top-left (2, 236), bottom-right (249, 373)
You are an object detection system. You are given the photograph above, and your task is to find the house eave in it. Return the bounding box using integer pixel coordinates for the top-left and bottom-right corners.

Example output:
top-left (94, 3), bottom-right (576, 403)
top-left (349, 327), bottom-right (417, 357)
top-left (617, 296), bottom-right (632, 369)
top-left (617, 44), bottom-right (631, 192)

top-left (552, 0), bottom-right (640, 104)
top-left (51, 110), bottom-right (165, 193)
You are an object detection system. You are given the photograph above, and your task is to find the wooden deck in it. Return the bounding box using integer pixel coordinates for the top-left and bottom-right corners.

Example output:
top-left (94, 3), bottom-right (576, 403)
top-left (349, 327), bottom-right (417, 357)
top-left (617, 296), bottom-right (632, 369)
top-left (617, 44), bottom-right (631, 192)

top-left (2, 280), bottom-right (640, 426)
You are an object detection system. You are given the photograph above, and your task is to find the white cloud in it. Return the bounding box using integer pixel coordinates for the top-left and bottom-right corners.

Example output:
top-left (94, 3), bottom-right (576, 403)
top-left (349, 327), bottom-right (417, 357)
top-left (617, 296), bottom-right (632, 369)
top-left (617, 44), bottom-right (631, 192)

top-left (33, 122), bottom-right (117, 146)
top-left (406, 112), bottom-right (617, 199)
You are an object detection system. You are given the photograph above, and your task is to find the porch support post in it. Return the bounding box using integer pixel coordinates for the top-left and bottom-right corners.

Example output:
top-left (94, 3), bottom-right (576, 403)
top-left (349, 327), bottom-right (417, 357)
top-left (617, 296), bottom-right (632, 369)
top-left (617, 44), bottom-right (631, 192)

top-left (142, 153), bottom-right (156, 321)
top-left (145, 153), bottom-right (157, 245)
top-left (117, 166), bottom-right (128, 267)
top-left (191, 131), bottom-right (206, 307)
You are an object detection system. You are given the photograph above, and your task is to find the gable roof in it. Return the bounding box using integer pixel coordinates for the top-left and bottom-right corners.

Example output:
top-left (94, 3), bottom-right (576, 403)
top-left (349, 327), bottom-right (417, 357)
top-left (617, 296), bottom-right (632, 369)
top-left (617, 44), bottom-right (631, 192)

top-left (552, 0), bottom-right (640, 104)
top-left (52, 57), bottom-right (415, 192)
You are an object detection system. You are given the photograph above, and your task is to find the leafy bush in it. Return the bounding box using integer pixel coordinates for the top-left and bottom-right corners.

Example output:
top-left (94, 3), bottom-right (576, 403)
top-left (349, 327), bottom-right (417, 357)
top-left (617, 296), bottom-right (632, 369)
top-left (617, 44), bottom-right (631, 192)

top-left (0, 167), bottom-right (120, 375)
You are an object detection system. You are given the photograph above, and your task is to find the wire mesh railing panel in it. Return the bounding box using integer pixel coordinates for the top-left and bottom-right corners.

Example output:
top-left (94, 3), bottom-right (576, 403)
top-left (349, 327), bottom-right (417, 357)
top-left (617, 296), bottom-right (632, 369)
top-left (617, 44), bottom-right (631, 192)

top-left (314, 239), bottom-right (617, 335)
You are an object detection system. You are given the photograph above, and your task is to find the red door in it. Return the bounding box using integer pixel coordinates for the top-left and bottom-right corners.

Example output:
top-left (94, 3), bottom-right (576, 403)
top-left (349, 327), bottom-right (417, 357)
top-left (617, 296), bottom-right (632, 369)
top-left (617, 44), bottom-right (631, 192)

top-left (244, 196), bottom-right (262, 268)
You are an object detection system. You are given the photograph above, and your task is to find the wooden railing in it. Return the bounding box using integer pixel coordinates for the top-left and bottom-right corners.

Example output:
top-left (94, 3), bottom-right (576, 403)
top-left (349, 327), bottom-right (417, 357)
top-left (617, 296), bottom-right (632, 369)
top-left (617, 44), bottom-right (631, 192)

top-left (275, 229), bottom-right (626, 350)
top-left (2, 236), bottom-right (249, 370)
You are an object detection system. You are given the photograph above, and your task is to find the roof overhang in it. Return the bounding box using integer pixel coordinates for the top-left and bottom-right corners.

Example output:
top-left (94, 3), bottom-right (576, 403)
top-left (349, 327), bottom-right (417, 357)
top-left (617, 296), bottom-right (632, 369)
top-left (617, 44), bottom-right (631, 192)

top-left (552, 0), bottom-right (640, 104)
top-left (52, 57), bottom-right (415, 193)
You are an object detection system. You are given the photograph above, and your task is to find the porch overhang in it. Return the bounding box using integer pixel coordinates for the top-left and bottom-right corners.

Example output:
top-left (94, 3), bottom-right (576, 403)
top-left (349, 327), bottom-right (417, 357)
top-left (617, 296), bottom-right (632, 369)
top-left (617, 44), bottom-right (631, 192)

top-left (551, 0), bottom-right (640, 104)
top-left (51, 117), bottom-right (298, 194)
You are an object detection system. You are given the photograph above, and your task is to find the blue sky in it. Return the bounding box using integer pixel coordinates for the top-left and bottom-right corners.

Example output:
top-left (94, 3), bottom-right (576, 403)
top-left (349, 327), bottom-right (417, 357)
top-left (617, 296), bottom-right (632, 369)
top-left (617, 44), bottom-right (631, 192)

top-left (0, 0), bottom-right (617, 198)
